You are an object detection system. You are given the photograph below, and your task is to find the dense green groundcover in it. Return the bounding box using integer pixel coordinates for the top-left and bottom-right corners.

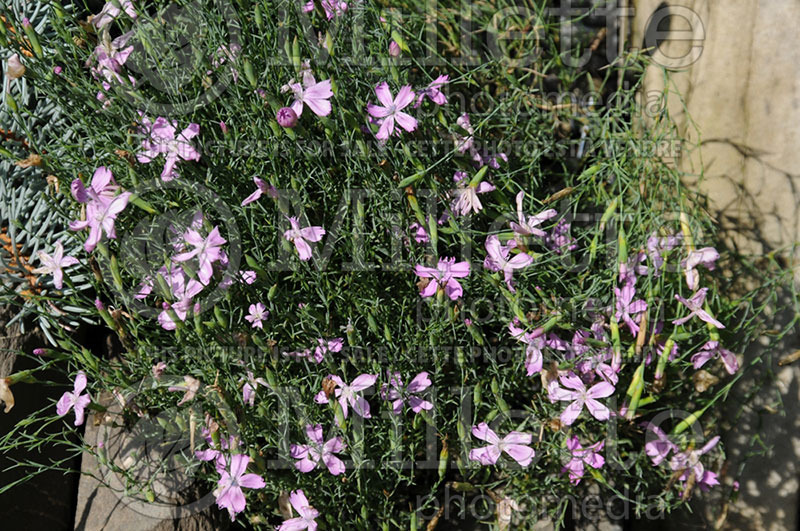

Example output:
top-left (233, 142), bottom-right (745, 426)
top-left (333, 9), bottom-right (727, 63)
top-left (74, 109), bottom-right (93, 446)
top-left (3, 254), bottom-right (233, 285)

top-left (0, 0), bottom-right (796, 529)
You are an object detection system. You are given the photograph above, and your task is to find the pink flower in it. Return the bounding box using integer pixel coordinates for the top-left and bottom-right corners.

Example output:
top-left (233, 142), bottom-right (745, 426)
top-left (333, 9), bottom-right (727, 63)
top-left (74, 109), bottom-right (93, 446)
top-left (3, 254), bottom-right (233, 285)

top-left (195, 435), bottom-right (235, 471)
top-left (245, 303), bottom-right (268, 329)
top-left (561, 436), bottom-right (604, 485)
top-left (414, 257), bottom-right (470, 300)
top-left (314, 374), bottom-right (376, 418)
top-left (313, 337), bottom-right (343, 363)
top-left (669, 436), bottom-right (720, 491)
top-left (137, 117), bottom-right (201, 180)
top-left (510, 191), bottom-right (557, 238)
top-left (691, 340), bottom-right (738, 374)
top-left (366, 82), bottom-right (417, 140)
top-left (241, 371), bottom-right (268, 406)
top-left (388, 41), bottom-right (401, 57)
top-left (483, 235), bottom-right (533, 292)
top-left (93, 0), bottom-right (136, 28)
top-left (56, 371), bottom-right (91, 426)
top-left (156, 268), bottom-right (204, 330)
top-left (277, 107), bottom-right (299, 128)
top-left (68, 167), bottom-right (131, 252)
top-left (172, 226), bottom-right (226, 285)
top-left (681, 247), bottom-right (719, 291)
top-left (414, 75), bottom-right (449, 107)
top-left (290, 424), bottom-right (346, 475)
top-left (152, 361), bottom-right (167, 379)
top-left (455, 114), bottom-right (475, 154)
top-left (549, 373), bottom-right (615, 425)
top-left (409, 222), bottom-right (429, 243)
top-left (468, 423), bottom-right (535, 467)
top-left (644, 423), bottom-right (678, 466)
top-left (32, 242), bottom-right (79, 290)
top-left (672, 288), bottom-right (724, 329)
top-left (283, 217), bottom-right (325, 261)
top-left (241, 177), bottom-right (278, 206)
top-left (614, 281), bottom-right (647, 335)
top-left (278, 490), bottom-right (319, 531)
top-left (381, 371), bottom-right (433, 414)
top-left (282, 68), bottom-right (333, 117)
top-left (168, 375), bottom-right (201, 405)
top-left (320, 0), bottom-right (347, 19)
top-left (451, 171), bottom-right (495, 216)
top-left (215, 454), bottom-right (265, 521)
top-left (508, 320), bottom-right (545, 376)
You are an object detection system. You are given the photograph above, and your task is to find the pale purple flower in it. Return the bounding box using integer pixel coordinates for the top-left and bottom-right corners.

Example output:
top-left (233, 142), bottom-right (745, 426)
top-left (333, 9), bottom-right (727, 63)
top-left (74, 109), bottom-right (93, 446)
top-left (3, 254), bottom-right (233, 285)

top-left (647, 232), bottom-right (682, 273)
top-left (483, 235), bottom-right (533, 292)
top-left (366, 82), bottom-right (417, 140)
top-left (409, 222), bottom-right (429, 243)
top-left (56, 371), bottom-right (91, 426)
top-left (549, 373), bottom-right (615, 425)
top-left (282, 68), bottom-right (333, 117)
top-left (284, 217), bottom-right (326, 261)
top-left (239, 270), bottom-right (257, 284)
top-left (168, 375), bottom-right (201, 405)
top-left (171, 226), bottom-right (226, 285)
top-left (414, 75), bottom-right (449, 107)
top-left (278, 489), bottom-right (319, 531)
top-left (614, 281), bottom-right (647, 335)
top-left (290, 424), bottom-right (346, 475)
top-left (561, 435), bottom-right (604, 485)
top-left (210, 43), bottom-right (241, 83)
top-left (669, 436), bottom-right (720, 491)
top-left (455, 113), bottom-right (475, 154)
top-left (673, 288), bottom-right (724, 329)
top-left (90, 31), bottom-right (134, 83)
top-left (546, 219), bottom-right (577, 254)
top-left (241, 371), bottom-right (268, 406)
top-left (313, 337), bottom-right (343, 363)
top-left (93, 0), bottom-right (137, 28)
top-left (137, 117), bottom-right (201, 180)
top-left (54, 65), bottom-right (63, 75)
top-left (682, 247), bottom-right (719, 290)
top-left (320, 0), bottom-right (347, 19)
top-left (691, 340), bottom-right (738, 374)
top-left (468, 423), bottom-right (535, 467)
top-left (32, 242), bottom-right (79, 290)
top-left (510, 191), bottom-right (557, 238)
top-left (451, 171), bottom-right (495, 216)
top-left (314, 374), bottom-right (376, 418)
top-left (414, 257), bottom-right (470, 300)
top-left (388, 41), bottom-right (401, 57)
top-left (152, 361), bottom-right (167, 379)
top-left (381, 371), bottom-right (433, 414)
top-left (241, 177), bottom-right (278, 206)
top-left (245, 303), bottom-right (268, 329)
top-left (277, 107), bottom-right (299, 128)
top-left (69, 169), bottom-right (131, 253)
top-left (644, 423), bottom-right (678, 466)
top-left (215, 454), bottom-right (265, 521)
top-left (508, 320), bottom-right (545, 376)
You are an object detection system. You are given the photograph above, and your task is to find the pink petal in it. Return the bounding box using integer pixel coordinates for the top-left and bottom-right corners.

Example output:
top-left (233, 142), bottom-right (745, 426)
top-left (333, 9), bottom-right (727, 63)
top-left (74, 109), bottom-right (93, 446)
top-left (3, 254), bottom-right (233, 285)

top-left (393, 85), bottom-right (416, 110)
top-left (393, 111), bottom-right (417, 133)
top-left (469, 445), bottom-right (501, 465)
top-left (374, 82), bottom-right (394, 107)
top-left (585, 398), bottom-right (610, 421)
top-left (560, 399), bottom-right (584, 425)
top-left (406, 372), bottom-right (431, 393)
top-left (294, 238), bottom-right (313, 261)
top-left (503, 444), bottom-right (534, 467)
top-left (323, 454), bottom-right (345, 475)
top-left (471, 422), bottom-right (499, 444)
top-left (238, 473), bottom-right (265, 489)
top-left (349, 374), bottom-right (377, 391)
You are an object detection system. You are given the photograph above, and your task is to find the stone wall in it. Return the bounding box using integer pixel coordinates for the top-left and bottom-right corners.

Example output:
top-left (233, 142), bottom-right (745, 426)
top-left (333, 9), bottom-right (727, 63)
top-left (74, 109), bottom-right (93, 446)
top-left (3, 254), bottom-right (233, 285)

top-left (630, 2), bottom-right (800, 529)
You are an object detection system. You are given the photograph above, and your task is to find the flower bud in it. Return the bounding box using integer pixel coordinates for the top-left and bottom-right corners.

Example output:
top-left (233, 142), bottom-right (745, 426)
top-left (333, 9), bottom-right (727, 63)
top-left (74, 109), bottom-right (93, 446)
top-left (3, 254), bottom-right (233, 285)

top-left (276, 107), bottom-right (298, 128)
top-left (389, 41), bottom-right (401, 57)
top-left (6, 54), bottom-right (25, 80)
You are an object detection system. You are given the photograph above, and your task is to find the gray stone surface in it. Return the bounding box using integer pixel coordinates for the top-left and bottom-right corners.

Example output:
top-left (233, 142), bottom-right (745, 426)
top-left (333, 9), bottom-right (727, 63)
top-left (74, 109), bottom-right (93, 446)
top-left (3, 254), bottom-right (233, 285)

top-left (74, 394), bottom-right (229, 531)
